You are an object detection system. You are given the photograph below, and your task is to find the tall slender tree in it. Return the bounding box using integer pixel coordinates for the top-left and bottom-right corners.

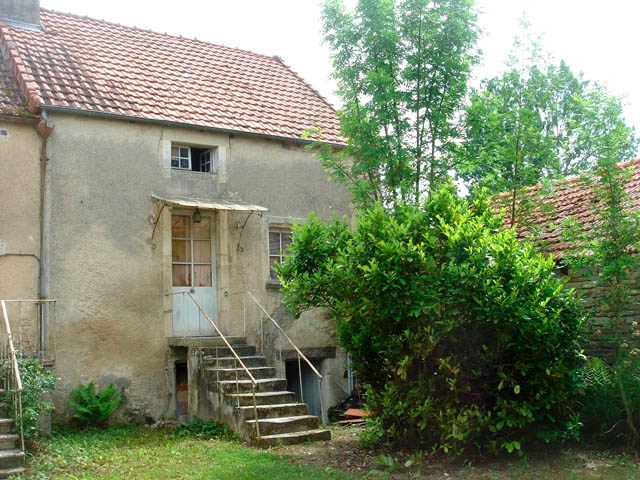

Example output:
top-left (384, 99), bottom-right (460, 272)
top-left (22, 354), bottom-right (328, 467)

top-left (318, 0), bottom-right (479, 207)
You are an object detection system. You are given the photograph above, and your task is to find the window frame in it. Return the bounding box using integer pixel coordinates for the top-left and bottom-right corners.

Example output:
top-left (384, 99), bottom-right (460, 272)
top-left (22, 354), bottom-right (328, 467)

top-left (171, 214), bottom-right (213, 288)
top-left (171, 145), bottom-right (192, 170)
top-left (268, 227), bottom-right (292, 282)
top-left (170, 143), bottom-right (217, 173)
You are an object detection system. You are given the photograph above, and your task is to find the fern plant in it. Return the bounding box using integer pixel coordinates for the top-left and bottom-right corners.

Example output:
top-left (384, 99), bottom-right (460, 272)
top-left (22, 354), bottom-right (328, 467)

top-left (68, 382), bottom-right (125, 426)
top-left (584, 356), bottom-right (613, 389)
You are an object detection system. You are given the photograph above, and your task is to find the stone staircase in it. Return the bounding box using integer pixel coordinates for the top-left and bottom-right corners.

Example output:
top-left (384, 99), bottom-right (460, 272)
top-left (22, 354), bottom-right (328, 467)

top-left (0, 395), bottom-right (24, 478)
top-left (201, 342), bottom-right (330, 447)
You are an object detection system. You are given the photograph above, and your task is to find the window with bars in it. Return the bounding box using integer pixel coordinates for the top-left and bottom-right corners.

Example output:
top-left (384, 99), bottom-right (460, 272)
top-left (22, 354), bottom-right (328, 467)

top-left (172, 215), bottom-right (212, 287)
top-left (268, 228), bottom-right (292, 281)
top-left (171, 144), bottom-right (217, 173)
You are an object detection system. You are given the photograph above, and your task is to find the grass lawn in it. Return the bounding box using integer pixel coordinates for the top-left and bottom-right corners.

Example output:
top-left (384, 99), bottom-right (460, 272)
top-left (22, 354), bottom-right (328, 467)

top-left (17, 425), bottom-right (352, 479)
top-left (15, 424), bottom-right (640, 479)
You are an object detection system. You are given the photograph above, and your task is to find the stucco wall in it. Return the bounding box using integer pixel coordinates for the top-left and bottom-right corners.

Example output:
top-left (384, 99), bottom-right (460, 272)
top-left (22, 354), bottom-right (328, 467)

top-left (42, 113), bottom-right (352, 421)
top-left (0, 118), bottom-right (42, 352)
top-left (0, 119), bottom-right (40, 299)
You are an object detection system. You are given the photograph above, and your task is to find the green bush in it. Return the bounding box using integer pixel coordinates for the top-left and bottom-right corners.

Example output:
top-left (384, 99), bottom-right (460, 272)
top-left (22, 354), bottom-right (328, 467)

top-left (68, 382), bottom-right (125, 426)
top-left (279, 186), bottom-right (586, 455)
top-left (1, 358), bottom-right (56, 439)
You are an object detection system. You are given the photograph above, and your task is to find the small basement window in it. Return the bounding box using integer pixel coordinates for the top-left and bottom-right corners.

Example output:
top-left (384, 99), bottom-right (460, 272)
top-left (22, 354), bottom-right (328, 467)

top-left (171, 144), bottom-right (217, 173)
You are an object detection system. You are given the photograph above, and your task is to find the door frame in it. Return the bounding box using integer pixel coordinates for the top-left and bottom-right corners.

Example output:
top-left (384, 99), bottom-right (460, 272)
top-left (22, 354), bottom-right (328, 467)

top-left (169, 208), bottom-right (218, 336)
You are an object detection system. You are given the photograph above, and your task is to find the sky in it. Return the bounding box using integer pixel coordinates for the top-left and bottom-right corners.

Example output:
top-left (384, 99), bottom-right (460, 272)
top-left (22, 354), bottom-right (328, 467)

top-left (38, 0), bottom-right (640, 134)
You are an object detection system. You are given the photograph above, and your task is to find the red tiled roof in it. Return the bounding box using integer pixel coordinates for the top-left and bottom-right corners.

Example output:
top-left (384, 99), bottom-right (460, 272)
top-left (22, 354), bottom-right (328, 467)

top-left (501, 158), bottom-right (640, 259)
top-left (0, 9), bottom-right (344, 144)
top-left (0, 37), bottom-right (35, 119)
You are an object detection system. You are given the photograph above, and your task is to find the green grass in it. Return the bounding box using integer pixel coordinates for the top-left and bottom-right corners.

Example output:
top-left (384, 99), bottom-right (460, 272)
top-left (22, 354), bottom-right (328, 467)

top-left (18, 425), bottom-right (351, 479)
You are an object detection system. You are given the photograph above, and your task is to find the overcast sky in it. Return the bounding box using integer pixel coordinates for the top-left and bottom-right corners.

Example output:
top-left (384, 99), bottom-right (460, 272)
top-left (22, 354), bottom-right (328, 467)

top-left (39, 0), bottom-right (640, 136)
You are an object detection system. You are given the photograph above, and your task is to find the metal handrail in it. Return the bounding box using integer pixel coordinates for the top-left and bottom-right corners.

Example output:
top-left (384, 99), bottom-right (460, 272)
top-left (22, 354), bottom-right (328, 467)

top-left (245, 291), bottom-right (325, 424)
top-left (0, 301), bottom-right (24, 453)
top-left (184, 293), bottom-right (261, 439)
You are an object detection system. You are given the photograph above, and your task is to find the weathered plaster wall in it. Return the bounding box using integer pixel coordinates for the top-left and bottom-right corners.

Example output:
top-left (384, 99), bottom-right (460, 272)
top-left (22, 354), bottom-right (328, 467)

top-left (0, 119), bottom-right (41, 350)
top-left (44, 113), bottom-right (352, 420)
top-left (0, 119), bottom-right (40, 299)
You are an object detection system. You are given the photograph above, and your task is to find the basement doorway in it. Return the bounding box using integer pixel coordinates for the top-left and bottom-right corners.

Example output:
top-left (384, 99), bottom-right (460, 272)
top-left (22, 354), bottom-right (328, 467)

top-left (175, 362), bottom-right (188, 422)
top-left (285, 359), bottom-right (322, 419)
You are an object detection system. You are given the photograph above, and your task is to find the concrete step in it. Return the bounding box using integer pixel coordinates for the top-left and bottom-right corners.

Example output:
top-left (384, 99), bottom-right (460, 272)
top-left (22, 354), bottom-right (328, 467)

top-left (224, 391), bottom-right (297, 407)
top-left (206, 366), bottom-right (277, 381)
top-left (168, 336), bottom-right (247, 348)
top-left (216, 378), bottom-right (287, 394)
top-left (246, 415), bottom-right (319, 436)
top-left (205, 355), bottom-right (267, 368)
top-left (0, 450), bottom-right (23, 469)
top-left (207, 345), bottom-right (257, 358)
top-left (0, 420), bottom-right (13, 435)
top-left (256, 428), bottom-right (331, 447)
top-left (235, 403), bottom-right (309, 421)
top-left (0, 434), bottom-right (18, 450)
top-left (0, 466), bottom-right (25, 479)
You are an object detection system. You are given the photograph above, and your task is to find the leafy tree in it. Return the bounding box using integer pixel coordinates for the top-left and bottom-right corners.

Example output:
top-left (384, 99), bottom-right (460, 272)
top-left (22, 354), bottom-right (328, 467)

top-left (318, 0), bottom-right (479, 206)
top-left (460, 21), bottom-right (638, 225)
top-left (279, 187), bottom-right (585, 454)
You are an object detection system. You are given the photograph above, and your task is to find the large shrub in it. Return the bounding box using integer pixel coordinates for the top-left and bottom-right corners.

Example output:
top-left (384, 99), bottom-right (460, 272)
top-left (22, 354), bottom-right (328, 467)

top-left (279, 187), bottom-right (585, 455)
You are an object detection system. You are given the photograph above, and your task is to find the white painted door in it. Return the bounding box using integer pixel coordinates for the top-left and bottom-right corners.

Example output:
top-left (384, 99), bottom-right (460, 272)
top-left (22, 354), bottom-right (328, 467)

top-left (171, 213), bottom-right (217, 336)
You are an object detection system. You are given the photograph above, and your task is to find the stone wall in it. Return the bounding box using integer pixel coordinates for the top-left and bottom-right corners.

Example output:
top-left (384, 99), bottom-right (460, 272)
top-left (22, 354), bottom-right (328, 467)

top-left (565, 267), bottom-right (640, 358)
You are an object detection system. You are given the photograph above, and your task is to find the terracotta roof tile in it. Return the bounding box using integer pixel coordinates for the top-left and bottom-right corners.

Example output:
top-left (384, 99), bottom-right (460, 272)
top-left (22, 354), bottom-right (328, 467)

top-left (0, 30), bottom-right (35, 118)
top-left (0, 9), bottom-right (343, 144)
top-left (501, 158), bottom-right (640, 259)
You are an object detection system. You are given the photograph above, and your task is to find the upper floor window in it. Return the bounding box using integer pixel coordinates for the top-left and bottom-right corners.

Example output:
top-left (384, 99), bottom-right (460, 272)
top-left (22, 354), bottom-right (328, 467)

top-left (268, 228), bottom-right (292, 281)
top-left (171, 144), bottom-right (217, 173)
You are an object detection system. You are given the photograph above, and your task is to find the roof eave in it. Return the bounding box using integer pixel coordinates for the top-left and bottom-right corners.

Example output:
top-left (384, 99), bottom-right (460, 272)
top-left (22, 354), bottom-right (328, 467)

top-left (42, 105), bottom-right (347, 148)
top-left (0, 112), bottom-right (38, 124)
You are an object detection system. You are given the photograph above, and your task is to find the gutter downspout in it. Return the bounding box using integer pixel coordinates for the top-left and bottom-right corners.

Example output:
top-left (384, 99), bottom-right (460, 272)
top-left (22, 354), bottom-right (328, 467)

top-left (35, 114), bottom-right (54, 355)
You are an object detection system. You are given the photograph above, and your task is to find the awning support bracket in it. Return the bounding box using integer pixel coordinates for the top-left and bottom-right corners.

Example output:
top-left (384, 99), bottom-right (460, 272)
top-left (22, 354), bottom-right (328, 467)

top-left (236, 210), bottom-right (260, 252)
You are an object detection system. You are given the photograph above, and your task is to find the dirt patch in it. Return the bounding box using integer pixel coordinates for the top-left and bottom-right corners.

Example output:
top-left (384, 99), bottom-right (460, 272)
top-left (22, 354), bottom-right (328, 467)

top-left (269, 425), bottom-right (640, 479)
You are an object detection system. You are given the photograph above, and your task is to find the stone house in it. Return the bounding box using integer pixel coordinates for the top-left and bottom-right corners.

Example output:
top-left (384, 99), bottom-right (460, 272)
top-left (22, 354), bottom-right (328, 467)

top-left (0, 0), bottom-right (353, 442)
top-left (505, 158), bottom-right (640, 355)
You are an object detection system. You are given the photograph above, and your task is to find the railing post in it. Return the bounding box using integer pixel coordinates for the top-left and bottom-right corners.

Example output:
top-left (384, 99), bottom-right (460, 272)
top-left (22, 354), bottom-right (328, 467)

top-left (1, 301), bottom-right (24, 454)
top-left (234, 357), bottom-right (240, 408)
top-left (252, 386), bottom-right (260, 439)
top-left (260, 310), bottom-right (264, 356)
top-left (318, 378), bottom-right (326, 425)
top-left (297, 353), bottom-right (304, 403)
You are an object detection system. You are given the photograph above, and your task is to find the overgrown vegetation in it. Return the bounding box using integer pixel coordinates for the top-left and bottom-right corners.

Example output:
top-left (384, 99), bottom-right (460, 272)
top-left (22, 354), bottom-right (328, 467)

top-left (1, 358), bottom-right (56, 440)
top-left (279, 187), bottom-right (585, 455)
top-left (68, 382), bottom-right (125, 427)
top-left (177, 416), bottom-right (234, 440)
top-left (562, 158), bottom-right (640, 447)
